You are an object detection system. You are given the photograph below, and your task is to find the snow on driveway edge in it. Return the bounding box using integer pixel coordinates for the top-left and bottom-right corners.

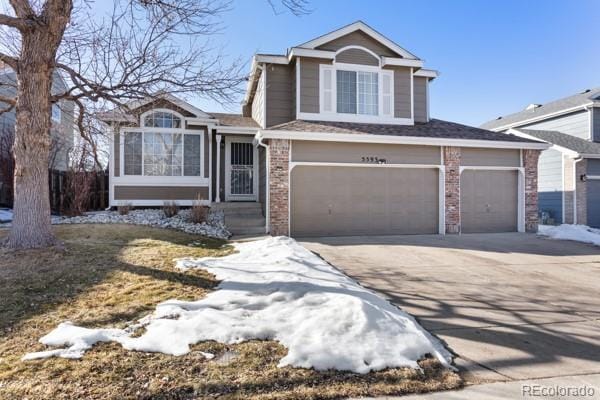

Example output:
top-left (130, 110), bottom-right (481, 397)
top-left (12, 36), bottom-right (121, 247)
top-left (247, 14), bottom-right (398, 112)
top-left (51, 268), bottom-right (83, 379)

top-left (23, 236), bottom-right (453, 373)
top-left (538, 224), bottom-right (600, 246)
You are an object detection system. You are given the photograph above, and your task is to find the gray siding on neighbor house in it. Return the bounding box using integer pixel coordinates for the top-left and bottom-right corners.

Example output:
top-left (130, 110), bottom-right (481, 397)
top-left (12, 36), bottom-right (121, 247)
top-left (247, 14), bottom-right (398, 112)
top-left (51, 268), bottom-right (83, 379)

top-left (413, 76), bottom-right (428, 123)
top-left (392, 67), bottom-right (411, 119)
top-left (592, 108), bottom-right (600, 142)
top-left (265, 64), bottom-right (294, 127)
top-left (315, 30), bottom-right (400, 57)
top-left (538, 148), bottom-right (563, 224)
top-left (586, 159), bottom-right (600, 228)
top-left (335, 48), bottom-right (379, 66)
top-left (299, 57), bottom-right (329, 113)
top-left (460, 148), bottom-right (521, 167)
top-left (523, 110), bottom-right (590, 140)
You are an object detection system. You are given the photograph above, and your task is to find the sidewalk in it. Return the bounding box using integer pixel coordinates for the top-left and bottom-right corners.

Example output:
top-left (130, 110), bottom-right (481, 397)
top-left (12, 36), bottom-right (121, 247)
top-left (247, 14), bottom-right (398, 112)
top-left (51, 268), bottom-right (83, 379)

top-left (352, 373), bottom-right (600, 400)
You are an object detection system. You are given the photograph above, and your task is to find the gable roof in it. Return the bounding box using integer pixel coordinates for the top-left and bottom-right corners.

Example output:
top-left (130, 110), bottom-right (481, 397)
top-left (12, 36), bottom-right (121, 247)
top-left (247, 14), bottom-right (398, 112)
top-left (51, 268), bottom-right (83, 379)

top-left (297, 21), bottom-right (419, 60)
top-left (481, 88), bottom-right (600, 131)
top-left (512, 128), bottom-right (600, 156)
top-left (208, 113), bottom-right (259, 128)
top-left (126, 93), bottom-right (213, 119)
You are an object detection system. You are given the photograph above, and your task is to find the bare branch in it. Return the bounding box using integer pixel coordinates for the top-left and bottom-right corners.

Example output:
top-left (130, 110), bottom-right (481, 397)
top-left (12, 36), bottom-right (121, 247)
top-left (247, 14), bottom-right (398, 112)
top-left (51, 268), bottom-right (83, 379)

top-left (0, 95), bottom-right (16, 106)
top-left (8, 0), bottom-right (34, 18)
top-left (0, 52), bottom-right (18, 68)
top-left (0, 13), bottom-right (30, 31)
top-left (267, 0), bottom-right (312, 16)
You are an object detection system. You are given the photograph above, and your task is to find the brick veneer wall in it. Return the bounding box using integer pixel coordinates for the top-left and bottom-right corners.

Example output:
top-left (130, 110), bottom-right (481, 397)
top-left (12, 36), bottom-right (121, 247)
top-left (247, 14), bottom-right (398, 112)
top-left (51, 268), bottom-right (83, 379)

top-left (444, 146), bottom-right (461, 234)
top-left (575, 158), bottom-right (587, 225)
top-left (563, 155), bottom-right (575, 224)
top-left (268, 139), bottom-right (290, 236)
top-left (523, 149), bottom-right (541, 232)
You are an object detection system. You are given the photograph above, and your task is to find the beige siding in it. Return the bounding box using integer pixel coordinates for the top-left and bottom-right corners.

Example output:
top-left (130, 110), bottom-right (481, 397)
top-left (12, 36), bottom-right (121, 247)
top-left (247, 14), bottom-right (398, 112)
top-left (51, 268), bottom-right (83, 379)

top-left (335, 48), bottom-right (378, 66)
top-left (266, 64), bottom-right (294, 127)
top-left (113, 130), bottom-right (120, 177)
top-left (414, 76), bottom-right (428, 123)
top-left (316, 30), bottom-right (399, 57)
top-left (252, 70), bottom-right (265, 127)
top-left (460, 148), bottom-right (521, 167)
top-left (461, 170), bottom-right (518, 233)
top-left (292, 141), bottom-right (441, 165)
top-left (300, 57), bottom-right (330, 113)
top-left (114, 186), bottom-right (209, 200)
top-left (291, 166), bottom-right (439, 236)
top-left (391, 67), bottom-right (411, 118)
top-left (291, 61), bottom-right (297, 118)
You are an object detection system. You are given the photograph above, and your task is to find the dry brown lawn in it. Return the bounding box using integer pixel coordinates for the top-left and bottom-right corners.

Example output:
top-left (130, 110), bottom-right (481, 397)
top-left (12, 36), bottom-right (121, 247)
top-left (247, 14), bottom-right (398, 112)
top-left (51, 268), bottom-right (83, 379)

top-left (0, 224), bottom-right (461, 399)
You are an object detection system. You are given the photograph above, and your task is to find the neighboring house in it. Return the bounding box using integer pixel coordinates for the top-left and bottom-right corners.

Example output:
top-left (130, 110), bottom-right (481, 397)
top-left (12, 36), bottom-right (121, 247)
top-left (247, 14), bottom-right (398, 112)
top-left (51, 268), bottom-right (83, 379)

top-left (101, 21), bottom-right (548, 237)
top-left (481, 88), bottom-right (600, 227)
top-left (0, 63), bottom-right (75, 204)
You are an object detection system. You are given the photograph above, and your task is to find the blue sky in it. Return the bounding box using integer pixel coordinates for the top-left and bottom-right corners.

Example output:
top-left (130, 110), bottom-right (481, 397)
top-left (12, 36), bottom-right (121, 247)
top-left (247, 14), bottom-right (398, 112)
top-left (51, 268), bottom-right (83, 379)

top-left (192, 0), bottom-right (599, 126)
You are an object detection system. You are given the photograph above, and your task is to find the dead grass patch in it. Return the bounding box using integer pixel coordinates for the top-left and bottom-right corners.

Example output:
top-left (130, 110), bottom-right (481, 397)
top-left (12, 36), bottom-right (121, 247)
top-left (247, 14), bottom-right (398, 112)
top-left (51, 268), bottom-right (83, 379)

top-left (0, 224), bottom-right (461, 399)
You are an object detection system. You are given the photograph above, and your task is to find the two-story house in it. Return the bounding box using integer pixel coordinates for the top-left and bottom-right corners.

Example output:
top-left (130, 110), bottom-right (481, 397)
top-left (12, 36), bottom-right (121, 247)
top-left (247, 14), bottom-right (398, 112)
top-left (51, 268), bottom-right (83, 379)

top-left (0, 63), bottom-right (75, 205)
top-left (102, 21), bottom-right (548, 237)
top-left (482, 88), bottom-right (600, 228)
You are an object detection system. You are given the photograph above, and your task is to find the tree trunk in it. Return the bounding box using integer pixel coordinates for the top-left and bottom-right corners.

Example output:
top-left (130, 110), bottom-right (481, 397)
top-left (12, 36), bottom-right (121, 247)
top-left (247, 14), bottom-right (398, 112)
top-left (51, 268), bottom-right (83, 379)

top-left (4, 0), bottom-right (73, 249)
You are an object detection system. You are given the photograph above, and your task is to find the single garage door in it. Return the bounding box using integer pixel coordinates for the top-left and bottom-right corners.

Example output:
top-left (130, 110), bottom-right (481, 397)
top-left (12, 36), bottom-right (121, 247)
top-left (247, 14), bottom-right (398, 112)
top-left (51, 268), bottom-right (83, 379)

top-left (291, 166), bottom-right (439, 237)
top-left (460, 169), bottom-right (518, 233)
top-left (586, 179), bottom-right (600, 228)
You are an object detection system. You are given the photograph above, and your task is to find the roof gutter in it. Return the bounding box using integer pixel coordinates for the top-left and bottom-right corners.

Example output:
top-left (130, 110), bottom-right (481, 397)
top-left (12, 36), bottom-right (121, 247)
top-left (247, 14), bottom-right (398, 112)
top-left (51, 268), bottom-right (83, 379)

top-left (257, 130), bottom-right (550, 150)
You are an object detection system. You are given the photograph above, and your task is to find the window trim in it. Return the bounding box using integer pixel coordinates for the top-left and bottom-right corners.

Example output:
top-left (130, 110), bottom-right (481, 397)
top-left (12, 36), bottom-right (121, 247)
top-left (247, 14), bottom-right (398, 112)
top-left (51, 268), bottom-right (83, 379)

top-left (318, 62), bottom-right (398, 124)
top-left (119, 126), bottom-right (205, 184)
top-left (140, 108), bottom-right (184, 129)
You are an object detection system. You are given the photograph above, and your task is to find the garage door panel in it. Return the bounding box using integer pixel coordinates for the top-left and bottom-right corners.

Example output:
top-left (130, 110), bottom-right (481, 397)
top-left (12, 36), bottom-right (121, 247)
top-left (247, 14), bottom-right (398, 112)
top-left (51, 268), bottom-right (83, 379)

top-left (291, 166), bottom-right (439, 237)
top-left (461, 170), bottom-right (518, 233)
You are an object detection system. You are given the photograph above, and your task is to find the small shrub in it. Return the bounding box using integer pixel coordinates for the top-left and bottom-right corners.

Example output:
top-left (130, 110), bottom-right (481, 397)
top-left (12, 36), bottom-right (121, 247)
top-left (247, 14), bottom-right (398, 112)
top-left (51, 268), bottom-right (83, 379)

top-left (190, 196), bottom-right (209, 224)
top-left (118, 202), bottom-right (133, 215)
top-left (163, 201), bottom-right (179, 218)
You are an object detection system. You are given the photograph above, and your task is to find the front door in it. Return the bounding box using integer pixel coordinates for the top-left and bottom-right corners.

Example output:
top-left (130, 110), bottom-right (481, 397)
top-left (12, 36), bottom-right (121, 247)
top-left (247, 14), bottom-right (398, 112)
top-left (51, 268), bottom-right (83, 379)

top-left (225, 136), bottom-right (258, 201)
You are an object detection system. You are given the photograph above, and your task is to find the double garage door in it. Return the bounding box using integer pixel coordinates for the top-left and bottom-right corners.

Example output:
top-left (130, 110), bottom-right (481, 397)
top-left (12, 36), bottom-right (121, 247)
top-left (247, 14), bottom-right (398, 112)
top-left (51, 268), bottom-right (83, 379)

top-left (290, 166), bottom-right (518, 237)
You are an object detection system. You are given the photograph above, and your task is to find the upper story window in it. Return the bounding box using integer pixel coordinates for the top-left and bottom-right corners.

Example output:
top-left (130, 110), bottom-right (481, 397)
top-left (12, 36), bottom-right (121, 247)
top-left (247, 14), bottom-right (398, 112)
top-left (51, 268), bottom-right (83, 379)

top-left (51, 103), bottom-right (61, 122)
top-left (143, 110), bottom-right (182, 128)
top-left (336, 70), bottom-right (379, 115)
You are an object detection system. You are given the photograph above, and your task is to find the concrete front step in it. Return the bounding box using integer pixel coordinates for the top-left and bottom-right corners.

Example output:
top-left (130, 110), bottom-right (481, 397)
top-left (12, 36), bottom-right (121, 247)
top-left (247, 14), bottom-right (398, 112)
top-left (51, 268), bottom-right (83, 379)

top-left (225, 216), bottom-right (266, 228)
top-left (229, 226), bottom-right (267, 236)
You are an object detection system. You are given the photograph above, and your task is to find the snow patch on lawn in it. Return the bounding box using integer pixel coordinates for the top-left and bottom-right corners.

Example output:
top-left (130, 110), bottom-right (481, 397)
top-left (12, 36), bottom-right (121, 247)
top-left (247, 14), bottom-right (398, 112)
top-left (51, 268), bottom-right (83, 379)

top-left (0, 208), bottom-right (12, 222)
top-left (538, 224), bottom-right (600, 246)
top-left (23, 237), bottom-right (452, 373)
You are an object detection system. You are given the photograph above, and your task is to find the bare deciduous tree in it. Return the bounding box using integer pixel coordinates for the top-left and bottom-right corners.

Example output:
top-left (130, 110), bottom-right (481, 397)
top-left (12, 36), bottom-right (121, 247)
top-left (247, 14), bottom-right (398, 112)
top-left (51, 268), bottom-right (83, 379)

top-left (0, 0), bottom-right (242, 249)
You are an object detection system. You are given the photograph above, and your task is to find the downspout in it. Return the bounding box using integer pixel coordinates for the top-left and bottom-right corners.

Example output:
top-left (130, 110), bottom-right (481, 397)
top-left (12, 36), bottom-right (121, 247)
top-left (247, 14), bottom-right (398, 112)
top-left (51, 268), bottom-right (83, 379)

top-left (256, 132), bottom-right (269, 234)
top-left (573, 157), bottom-right (584, 224)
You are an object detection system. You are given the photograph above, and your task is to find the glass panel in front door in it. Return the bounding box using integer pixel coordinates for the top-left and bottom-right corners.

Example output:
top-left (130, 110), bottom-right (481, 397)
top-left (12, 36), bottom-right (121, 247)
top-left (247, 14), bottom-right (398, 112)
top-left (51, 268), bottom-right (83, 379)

top-left (230, 142), bottom-right (254, 195)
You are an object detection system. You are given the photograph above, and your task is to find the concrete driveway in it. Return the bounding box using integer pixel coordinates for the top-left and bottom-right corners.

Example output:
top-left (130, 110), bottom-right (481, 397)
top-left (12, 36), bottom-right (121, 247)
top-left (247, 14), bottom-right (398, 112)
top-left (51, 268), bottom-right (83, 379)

top-left (300, 233), bottom-right (600, 384)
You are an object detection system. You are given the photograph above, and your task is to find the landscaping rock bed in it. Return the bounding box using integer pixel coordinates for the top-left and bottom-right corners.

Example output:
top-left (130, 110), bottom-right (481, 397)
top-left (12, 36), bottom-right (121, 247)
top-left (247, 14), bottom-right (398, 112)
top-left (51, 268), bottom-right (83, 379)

top-left (1, 209), bottom-right (231, 240)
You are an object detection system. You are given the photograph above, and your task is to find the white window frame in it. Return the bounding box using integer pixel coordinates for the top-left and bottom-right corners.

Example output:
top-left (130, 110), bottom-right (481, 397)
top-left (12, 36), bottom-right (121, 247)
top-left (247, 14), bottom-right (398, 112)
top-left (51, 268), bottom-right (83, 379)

top-left (312, 62), bottom-right (402, 125)
top-left (116, 109), bottom-right (206, 185)
top-left (141, 108), bottom-right (184, 129)
top-left (51, 103), bottom-right (61, 123)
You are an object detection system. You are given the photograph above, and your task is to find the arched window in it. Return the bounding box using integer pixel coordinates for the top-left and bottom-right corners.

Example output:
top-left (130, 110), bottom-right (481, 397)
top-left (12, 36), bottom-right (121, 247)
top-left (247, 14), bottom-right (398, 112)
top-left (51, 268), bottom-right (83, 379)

top-left (142, 110), bottom-right (182, 129)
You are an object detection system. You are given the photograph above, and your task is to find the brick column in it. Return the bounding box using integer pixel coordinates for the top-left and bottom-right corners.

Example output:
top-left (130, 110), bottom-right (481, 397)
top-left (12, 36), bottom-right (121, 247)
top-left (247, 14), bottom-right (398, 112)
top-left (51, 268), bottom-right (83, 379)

top-left (268, 139), bottom-right (290, 236)
top-left (523, 149), bottom-right (541, 232)
top-left (575, 159), bottom-right (587, 225)
top-left (444, 146), bottom-right (461, 234)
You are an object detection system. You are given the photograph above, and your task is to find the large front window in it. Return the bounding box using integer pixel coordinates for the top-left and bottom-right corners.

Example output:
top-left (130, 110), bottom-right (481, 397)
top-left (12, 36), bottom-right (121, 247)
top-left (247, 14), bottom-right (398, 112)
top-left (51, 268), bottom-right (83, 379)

top-left (336, 70), bottom-right (378, 115)
top-left (123, 131), bottom-right (201, 177)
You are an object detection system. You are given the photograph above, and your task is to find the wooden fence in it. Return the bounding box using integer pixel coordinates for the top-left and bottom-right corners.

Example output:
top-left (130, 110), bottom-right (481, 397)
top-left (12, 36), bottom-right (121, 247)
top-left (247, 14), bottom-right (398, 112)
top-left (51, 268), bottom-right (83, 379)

top-left (49, 169), bottom-right (109, 213)
top-left (1, 170), bottom-right (109, 213)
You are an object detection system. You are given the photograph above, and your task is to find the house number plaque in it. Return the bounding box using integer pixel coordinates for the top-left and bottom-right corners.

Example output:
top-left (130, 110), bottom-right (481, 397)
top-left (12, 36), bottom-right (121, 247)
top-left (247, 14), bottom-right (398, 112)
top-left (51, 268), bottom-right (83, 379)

top-left (361, 156), bottom-right (387, 164)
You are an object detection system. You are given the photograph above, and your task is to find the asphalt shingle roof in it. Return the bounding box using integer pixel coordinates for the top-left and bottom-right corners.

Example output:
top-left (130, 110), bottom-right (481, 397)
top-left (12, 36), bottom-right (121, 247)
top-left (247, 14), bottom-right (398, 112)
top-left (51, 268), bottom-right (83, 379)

top-left (481, 88), bottom-right (600, 130)
top-left (268, 119), bottom-right (542, 143)
top-left (517, 129), bottom-right (600, 155)
top-left (209, 113), bottom-right (259, 128)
